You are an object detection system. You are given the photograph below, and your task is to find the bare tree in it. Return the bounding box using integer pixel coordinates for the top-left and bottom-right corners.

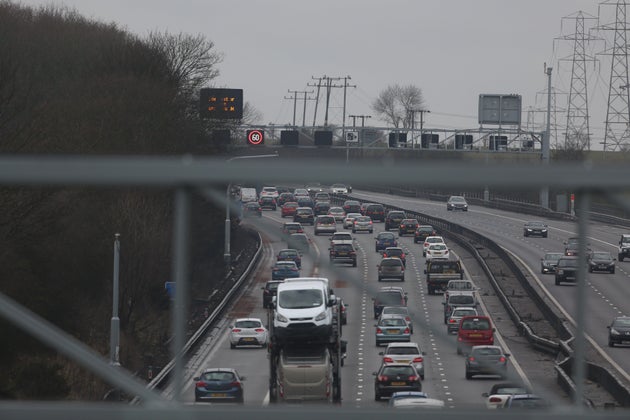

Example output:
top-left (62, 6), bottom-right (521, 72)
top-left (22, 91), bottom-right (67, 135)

top-left (372, 84), bottom-right (425, 128)
top-left (242, 102), bottom-right (263, 125)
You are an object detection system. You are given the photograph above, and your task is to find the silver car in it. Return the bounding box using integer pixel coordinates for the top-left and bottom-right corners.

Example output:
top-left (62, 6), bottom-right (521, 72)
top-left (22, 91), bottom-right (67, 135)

top-left (446, 306), bottom-right (478, 334)
top-left (375, 314), bottom-right (411, 346)
top-left (343, 212), bottom-right (362, 229)
top-left (352, 215), bottom-right (374, 233)
top-left (379, 342), bottom-right (426, 380)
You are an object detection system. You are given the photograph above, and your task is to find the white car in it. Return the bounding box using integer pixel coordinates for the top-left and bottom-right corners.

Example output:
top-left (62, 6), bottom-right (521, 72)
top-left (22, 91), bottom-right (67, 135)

top-left (425, 243), bottom-right (449, 261)
top-left (260, 186), bottom-right (279, 199)
top-left (330, 183), bottom-right (349, 194)
top-left (482, 382), bottom-right (533, 409)
top-left (328, 206), bottom-right (346, 222)
top-left (229, 318), bottom-right (268, 348)
top-left (330, 231), bottom-right (354, 245)
top-left (422, 236), bottom-right (445, 257)
top-left (293, 188), bottom-right (309, 198)
top-left (343, 212), bottom-right (362, 229)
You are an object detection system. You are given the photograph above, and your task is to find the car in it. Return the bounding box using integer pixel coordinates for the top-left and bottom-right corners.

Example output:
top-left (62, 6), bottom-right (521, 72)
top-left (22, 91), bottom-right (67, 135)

top-left (262, 280), bottom-right (284, 308)
top-left (523, 221), bottom-right (548, 237)
top-left (330, 183), bottom-right (349, 194)
top-left (373, 287), bottom-right (408, 318)
top-left (555, 256), bottom-right (578, 285)
top-left (482, 382), bottom-right (533, 409)
top-left (619, 234), bottom-right (630, 261)
top-left (364, 203), bottom-right (386, 222)
top-left (425, 243), bottom-right (449, 262)
top-left (296, 196), bottom-right (314, 209)
top-left (457, 315), bottom-right (495, 354)
top-left (276, 248), bottom-right (302, 268)
top-left (276, 192), bottom-right (295, 206)
top-left (607, 316), bottom-right (630, 347)
top-left (193, 368), bottom-right (245, 403)
top-left (380, 306), bottom-right (414, 333)
top-left (382, 247), bottom-right (406, 266)
top-left (384, 210), bottom-right (406, 230)
top-left (588, 251), bottom-right (616, 273)
top-left (540, 252), bottom-right (563, 274)
top-left (446, 306), bottom-right (478, 334)
top-left (305, 182), bottom-right (323, 193)
top-left (377, 257), bottom-right (405, 282)
top-left (242, 201), bottom-right (262, 218)
top-left (352, 215), bottom-right (373, 233)
top-left (329, 242), bottom-right (357, 266)
top-left (260, 186), bottom-right (279, 199)
top-left (398, 218), bottom-right (419, 236)
top-left (271, 260), bottom-right (300, 280)
top-left (373, 363), bottom-right (422, 401)
top-left (293, 206), bottom-right (314, 225)
top-left (465, 345), bottom-right (510, 379)
top-left (414, 225), bottom-right (437, 243)
top-left (379, 342), bottom-right (426, 379)
top-left (258, 196), bottom-right (277, 210)
top-left (293, 188), bottom-right (309, 198)
top-left (375, 314), bottom-right (411, 346)
top-left (375, 231), bottom-right (398, 252)
top-left (502, 394), bottom-right (550, 409)
top-left (314, 215), bottom-right (337, 235)
top-left (328, 206), bottom-right (346, 222)
top-left (343, 212), bottom-right (361, 229)
top-left (342, 200), bottom-right (362, 214)
top-left (447, 195), bottom-right (468, 211)
top-left (314, 192), bottom-right (331, 203)
top-left (443, 291), bottom-right (476, 324)
top-left (422, 236), bottom-right (445, 256)
top-left (280, 201), bottom-right (299, 217)
top-left (313, 201), bottom-right (331, 216)
top-left (330, 231), bottom-right (354, 244)
top-left (563, 237), bottom-right (591, 256)
top-left (388, 391), bottom-right (444, 409)
top-left (229, 318), bottom-right (268, 348)
top-left (287, 233), bottom-right (310, 254)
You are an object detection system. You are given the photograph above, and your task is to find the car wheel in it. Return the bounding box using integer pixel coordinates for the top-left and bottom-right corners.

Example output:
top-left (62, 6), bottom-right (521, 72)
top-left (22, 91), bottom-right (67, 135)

top-left (352, 261), bottom-right (357, 267)
top-left (524, 232), bottom-right (528, 237)
top-left (465, 371), bottom-right (472, 380)
top-left (620, 255), bottom-right (625, 262)
top-left (555, 278), bottom-right (560, 285)
top-left (588, 266), bottom-right (593, 273)
top-left (376, 340), bottom-right (381, 347)
top-left (375, 392), bottom-right (381, 401)
top-left (611, 268), bottom-right (615, 274)
top-left (230, 343), bottom-right (236, 349)
top-left (609, 339), bottom-right (615, 347)
top-left (543, 233), bottom-right (548, 238)
top-left (456, 345), bottom-right (462, 355)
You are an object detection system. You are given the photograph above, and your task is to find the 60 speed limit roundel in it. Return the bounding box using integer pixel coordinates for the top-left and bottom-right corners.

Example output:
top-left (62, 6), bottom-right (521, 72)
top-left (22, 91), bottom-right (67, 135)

top-left (247, 129), bottom-right (264, 145)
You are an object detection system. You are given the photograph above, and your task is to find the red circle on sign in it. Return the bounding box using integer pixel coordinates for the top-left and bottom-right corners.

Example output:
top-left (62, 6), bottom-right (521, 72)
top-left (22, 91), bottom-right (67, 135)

top-left (248, 130), bottom-right (264, 145)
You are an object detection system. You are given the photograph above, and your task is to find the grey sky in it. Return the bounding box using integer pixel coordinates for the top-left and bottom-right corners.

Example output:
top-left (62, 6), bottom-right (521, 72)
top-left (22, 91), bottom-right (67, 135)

top-left (18, 0), bottom-right (617, 147)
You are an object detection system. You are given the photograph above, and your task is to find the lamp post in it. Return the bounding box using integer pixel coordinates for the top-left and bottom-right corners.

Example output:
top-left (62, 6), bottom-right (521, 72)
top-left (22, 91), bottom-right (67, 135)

top-left (110, 233), bottom-right (121, 367)
top-left (224, 153), bottom-right (279, 266)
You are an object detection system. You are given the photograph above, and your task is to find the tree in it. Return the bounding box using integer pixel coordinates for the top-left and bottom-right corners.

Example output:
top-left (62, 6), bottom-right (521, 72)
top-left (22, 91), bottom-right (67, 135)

top-left (372, 84), bottom-right (425, 128)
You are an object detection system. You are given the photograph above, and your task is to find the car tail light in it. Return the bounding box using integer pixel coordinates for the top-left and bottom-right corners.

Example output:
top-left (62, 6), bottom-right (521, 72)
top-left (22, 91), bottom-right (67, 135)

top-left (376, 328), bottom-right (383, 334)
top-left (408, 375), bottom-right (419, 381)
top-left (404, 327), bottom-right (410, 334)
top-left (350, 251), bottom-right (356, 256)
top-left (232, 329), bottom-right (241, 333)
top-left (413, 357), bottom-right (423, 363)
top-left (405, 316), bottom-right (411, 322)
top-left (255, 328), bottom-right (266, 333)
top-left (229, 381), bottom-right (242, 389)
top-left (499, 356), bottom-right (506, 363)
top-left (401, 253), bottom-right (405, 258)
top-left (468, 356), bottom-right (475, 361)
top-left (449, 318), bottom-right (457, 323)
top-left (377, 375), bottom-right (388, 382)
top-left (424, 242), bottom-right (429, 247)
top-left (400, 224), bottom-right (404, 229)
top-left (383, 357), bottom-right (394, 363)
top-left (489, 397), bottom-right (503, 403)
top-left (446, 305), bottom-right (451, 313)
top-left (196, 381), bottom-right (207, 388)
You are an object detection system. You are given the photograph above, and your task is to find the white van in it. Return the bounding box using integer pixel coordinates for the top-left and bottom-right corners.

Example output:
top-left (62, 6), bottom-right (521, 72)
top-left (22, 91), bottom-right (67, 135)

top-left (277, 345), bottom-right (332, 402)
top-left (273, 279), bottom-right (336, 343)
top-left (239, 187), bottom-right (257, 203)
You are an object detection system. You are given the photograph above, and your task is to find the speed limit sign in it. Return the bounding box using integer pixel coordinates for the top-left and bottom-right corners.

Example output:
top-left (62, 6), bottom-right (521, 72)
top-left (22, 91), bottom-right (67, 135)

top-left (247, 129), bottom-right (264, 145)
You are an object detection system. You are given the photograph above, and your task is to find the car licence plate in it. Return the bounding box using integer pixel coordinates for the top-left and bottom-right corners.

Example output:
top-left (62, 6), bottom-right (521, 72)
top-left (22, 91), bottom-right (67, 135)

top-left (391, 382), bottom-right (406, 386)
top-left (242, 337), bottom-right (255, 341)
top-left (469, 333), bottom-right (482, 338)
top-left (387, 329), bottom-right (400, 334)
top-left (210, 393), bottom-right (227, 397)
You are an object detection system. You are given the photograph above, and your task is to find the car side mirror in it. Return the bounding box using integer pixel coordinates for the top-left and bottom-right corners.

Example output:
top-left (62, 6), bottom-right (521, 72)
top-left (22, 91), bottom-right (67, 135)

top-left (422, 351), bottom-right (427, 356)
top-left (492, 328), bottom-right (496, 332)
top-left (240, 376), bottom-right (247, 381)
top-left (482, 392), bottom-right (489, 397)
top-left (378, 352), bottom-right (384, 356)
top-left (505, 353), bottom-right (511, 357)
top-left (193, 376), bottom-right (200, 381)
top-left (607, 325), bottom-right (611, 329)
top-left (372, 372), bottom-right (377, 376)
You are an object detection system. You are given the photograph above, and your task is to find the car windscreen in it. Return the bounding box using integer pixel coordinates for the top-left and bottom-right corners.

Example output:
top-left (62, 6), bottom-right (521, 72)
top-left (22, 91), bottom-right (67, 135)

top-left (379, 318), bottom-right (406, 327)
top-left (428, 261), bottom-right (461, 273)
top-left (387, 347), bottom-right (419, 355)
top-left (377, 292), bottom-right (403, 304)
top-left (453, 309), bottom-right (476, 317)
top-left (558, 259), bottom-right (577, 267)
top-left (449, 295), bottom-right (474, 305)
top-left (613, 318), bottom-right (630, 327)
top-left (473, 347), bottom-right (502, 356)
top-left (234, 320), bottom-right (262, 328)
top-left (381, 366), bottom-right (415, 376)
top-left (201, 371), bottom-right (236, 381)
top-left (379, 233), bottom-right (395, 239)
top-left (461, 319), bottom-right (490, 330)
top-left (381, 259), bottom-right (402, 267)
top-left (591, 252), bottom-right (611, 260)
top-left (279, 289), bottom-right (324, 309)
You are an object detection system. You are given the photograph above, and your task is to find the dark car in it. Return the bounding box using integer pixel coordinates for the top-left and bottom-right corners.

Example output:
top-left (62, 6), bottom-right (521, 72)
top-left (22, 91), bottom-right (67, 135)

top-left (313, 201), bottom-right (331, 216)
top-left (276, 248), bottom-right (302, 268)
top-left (365, 203), bottom-right (386, 222)
top-left (446, 196), bottom-right (468, 211)
top-left (373, 364), bottom-right (422, 401)
top-left (262, 280), bottom-right (284, 308)
top-left (398, 218), bottom-right (419, 236)
top-left (329, 242), bottom-right (357, 266)
top-left (282, 222), bottom-right (303, 236)
top-left (193, 368), bottom-right (245, 403)
top-left (555, 256), bottom-right (578, 285)
top-left (382, 247), bottom-right (406, 267)
top-left (287, 233), bottom-right (310, 254)
top-left (540, 252), bottom-right (563, 274)
top-left (277, 192), bottom-right (295, 206)
top-left (377, 257), bottom-right (405, 282)
top-left (588, 251), bottom-right (615, 273)
top-left (258, 196), bottom-right (277, 210)
top-left (502, 394), bottom-right (550, 410)
top-left (271, 260), bottom-right (300, 280)
top-left (375, 232), bottom-right (398, 252)
top-left (342, 200), bottom-right (362, 214)
top-left (564, 237), bottom-right (591, 256)
top-left (523, 221), bottom-right (548, 237)
top-left (296, 196), bottom-right (314, 209)
top-left (619, 234), bottom-right (630, 261)
top-left (607, 316), bottom-right (630, 347)
top-left (465, 345), bottom-right (510, 379)
top-left (293, 207), bottom-right (314, 225)
top-left (414, 225), bottom-right (437, 243)
top-left (373, 287), bottom-right (407, 319)
top-left (242, 201), bottom-right (262, 218)
top-left (384, 211), bottom-right (406, 230)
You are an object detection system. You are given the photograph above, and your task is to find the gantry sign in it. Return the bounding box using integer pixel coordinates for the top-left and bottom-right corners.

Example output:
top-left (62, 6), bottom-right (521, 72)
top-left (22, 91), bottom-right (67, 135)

top-left (199, 88), bottom-right (243, 119)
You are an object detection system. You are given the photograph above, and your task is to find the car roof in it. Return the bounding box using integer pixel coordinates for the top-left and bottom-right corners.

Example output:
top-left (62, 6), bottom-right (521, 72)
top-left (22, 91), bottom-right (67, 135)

top-left (451, 306), bottom-right (476, 312)
top-left (201, 368), bottom-right (237, 374)
top-left (234, 317), bottom-right (263, 323)
top-left (381, 257), bottom-right (404, 263)
top-left (471, 345), bottom-right (502, 351)
top-left (386, 342), bottom-right (419, 348)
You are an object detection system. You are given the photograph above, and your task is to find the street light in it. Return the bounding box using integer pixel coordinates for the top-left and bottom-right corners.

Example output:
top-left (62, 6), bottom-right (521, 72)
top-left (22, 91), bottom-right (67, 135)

top-left (224, 152), bottom-right (279, 266)
top-left (110, 233), bottom-right (121, 367)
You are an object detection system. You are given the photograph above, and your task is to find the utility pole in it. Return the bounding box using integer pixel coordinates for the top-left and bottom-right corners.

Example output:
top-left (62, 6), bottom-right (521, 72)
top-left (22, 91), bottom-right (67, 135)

top-left (410, 109), bottom-right (430, 148)
top-left (285, 90), bottom-right (312, 127)
top-left (339, 76), bottom-right (356, 141)
top-left (110, 233), bottom-right (121, 367)
top-left (541, 65), bottom-right (552, 209)
top-left (308, 76), bottom-right (325, 127)
top-left (309, 75), bottom-right (354, 128)
top-left (348, 114), bottom-right (371, 146)
top-left (301, 90), bottom-right (315, 127)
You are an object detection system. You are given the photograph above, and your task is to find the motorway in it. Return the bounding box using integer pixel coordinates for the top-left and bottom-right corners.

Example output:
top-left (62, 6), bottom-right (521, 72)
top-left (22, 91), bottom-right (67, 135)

top-left (157, 191), bottom-right (622, 409)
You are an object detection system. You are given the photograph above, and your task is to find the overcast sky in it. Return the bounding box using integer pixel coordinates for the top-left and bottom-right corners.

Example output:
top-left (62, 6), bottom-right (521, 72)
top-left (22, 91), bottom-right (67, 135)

top-left (18, 0), bottom-right (620, 148)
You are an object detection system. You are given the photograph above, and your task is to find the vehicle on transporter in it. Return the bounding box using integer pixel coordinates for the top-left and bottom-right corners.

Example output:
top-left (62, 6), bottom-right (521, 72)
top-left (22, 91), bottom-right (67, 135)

top-left (267, 278), bottom-right (345, 403)
top-left (425, 259), bottom-right (464, 295)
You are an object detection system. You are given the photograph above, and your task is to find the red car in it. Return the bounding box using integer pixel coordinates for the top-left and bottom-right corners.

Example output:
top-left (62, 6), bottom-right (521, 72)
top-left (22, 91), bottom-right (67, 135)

top-left (281, 202), bottom-right (299, 218)
top-left (457, 315), bottom-right (495, 355)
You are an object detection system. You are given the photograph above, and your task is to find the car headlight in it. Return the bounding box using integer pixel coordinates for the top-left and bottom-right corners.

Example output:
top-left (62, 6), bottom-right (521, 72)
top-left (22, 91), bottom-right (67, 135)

top-left (315, 311), bottom-right (327, 321)
top-left (610, 328), bottom-right (620, 336)
top-left (526, 229), bottom-right (533, 232)
top-left (557, 269), bottom-right (564, 275)
top-left (541, 229), bottom-right (547, 232)
top-left (276, 313), bottom-right (288, 323)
